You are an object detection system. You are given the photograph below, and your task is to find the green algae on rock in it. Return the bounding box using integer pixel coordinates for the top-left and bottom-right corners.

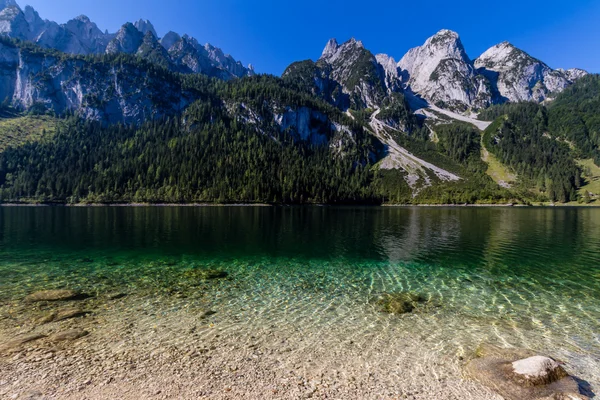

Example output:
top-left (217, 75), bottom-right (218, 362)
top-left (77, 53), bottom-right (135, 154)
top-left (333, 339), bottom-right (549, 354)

top-left (373, 292), bottom-right (430, 314)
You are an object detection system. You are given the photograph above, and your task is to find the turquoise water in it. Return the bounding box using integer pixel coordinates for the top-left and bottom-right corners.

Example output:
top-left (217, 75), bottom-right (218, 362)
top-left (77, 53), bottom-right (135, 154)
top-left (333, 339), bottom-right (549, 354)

top-left (1, 206), bottom-right (600, 391)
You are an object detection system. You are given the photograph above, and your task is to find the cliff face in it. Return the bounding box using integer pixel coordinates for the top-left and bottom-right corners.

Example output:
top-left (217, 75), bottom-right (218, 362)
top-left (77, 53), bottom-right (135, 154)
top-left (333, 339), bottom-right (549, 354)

top-left (0, 41), bottom-right (197, 124)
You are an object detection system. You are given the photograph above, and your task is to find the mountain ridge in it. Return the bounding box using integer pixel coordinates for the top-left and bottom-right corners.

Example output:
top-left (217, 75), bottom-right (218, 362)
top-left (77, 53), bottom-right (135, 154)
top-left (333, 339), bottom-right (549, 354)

top-left (0, 1), bottom-right (254, 80)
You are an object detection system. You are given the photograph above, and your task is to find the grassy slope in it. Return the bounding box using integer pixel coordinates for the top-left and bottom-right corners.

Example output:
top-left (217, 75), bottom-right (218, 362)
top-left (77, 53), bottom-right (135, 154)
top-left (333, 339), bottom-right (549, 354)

top-left (574, 159), bottom-right (600, 204)
top-left (480, 133), bottom-right (517, 188)
top-left (0, 115), bottom-right (60, 151)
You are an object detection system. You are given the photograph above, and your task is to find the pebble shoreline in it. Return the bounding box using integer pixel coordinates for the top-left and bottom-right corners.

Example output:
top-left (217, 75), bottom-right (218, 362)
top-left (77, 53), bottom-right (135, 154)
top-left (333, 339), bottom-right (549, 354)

top-left (0, 288), bottom-right (506, 400)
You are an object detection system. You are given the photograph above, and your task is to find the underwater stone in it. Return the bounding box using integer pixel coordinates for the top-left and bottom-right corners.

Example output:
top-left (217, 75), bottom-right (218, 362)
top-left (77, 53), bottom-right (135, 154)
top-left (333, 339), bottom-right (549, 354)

top-left (511, 356), bottom-right (569, 387)
top-left (466, 344), bottom-right (589, 400)
top-left (183, 269), bottom-right (228, 280)
top-left (50, 329), bottom-right (89, 342)
top-left (24, 290), bottom-right (85, 303)
top-left (0, 333), bottom-right (46, 352)
top-left (38, 308), bottom-right (90, 324)
top-left (374, 292), bottom-right (428, 314)
top-left (200, 310), bottom-right (217, 319)
top-left (106, 292), bottom-right (128, 300)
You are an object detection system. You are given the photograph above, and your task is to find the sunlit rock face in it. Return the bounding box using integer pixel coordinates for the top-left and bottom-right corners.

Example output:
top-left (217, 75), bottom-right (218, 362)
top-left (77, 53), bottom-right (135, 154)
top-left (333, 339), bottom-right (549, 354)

top-left (475, 41), bottom-right (587, 103)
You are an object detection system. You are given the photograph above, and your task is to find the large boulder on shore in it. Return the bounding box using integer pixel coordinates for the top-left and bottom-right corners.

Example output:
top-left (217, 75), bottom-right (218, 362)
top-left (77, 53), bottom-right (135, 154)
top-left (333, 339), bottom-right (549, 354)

top-left (466, 344), bottom-right (589, 400)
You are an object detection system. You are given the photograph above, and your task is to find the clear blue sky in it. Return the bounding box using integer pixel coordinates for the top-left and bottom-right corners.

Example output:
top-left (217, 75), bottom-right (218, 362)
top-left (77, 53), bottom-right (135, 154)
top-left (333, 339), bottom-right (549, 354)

top-left (17, 0), bottom-right (600, 75)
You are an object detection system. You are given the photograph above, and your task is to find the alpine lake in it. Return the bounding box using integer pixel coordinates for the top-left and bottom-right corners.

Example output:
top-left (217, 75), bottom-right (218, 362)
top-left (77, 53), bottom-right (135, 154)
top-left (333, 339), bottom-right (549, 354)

top-left (1, 206), bottom-right (599, 399)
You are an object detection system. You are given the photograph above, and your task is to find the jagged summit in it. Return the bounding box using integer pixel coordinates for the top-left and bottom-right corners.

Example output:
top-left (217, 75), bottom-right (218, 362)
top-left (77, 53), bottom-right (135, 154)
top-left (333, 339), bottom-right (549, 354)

top-left (134, 18), bottom-right (157, 38)
top-left (74, 15), bottom-right (91, 23)
top-left (0, 1), bottom-right (253, 79)
top-left (397, 29), bottom-right (487, 110)
top-left (474, 41), bottom-right (585, 102)
top-left (430, 29), bottom-right (460, 41)
top-left (320, 38), bottom-right (364, 61)
top-left (321, 38), bottom-right (338, 59)
top-left (0, 0), bottom-right (18, 10)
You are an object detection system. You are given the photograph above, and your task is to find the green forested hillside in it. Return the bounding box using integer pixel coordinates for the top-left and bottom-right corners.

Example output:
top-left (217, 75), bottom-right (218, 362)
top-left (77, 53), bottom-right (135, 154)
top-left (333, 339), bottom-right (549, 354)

top-left (482, 104), bottom-right (582, 202)
top-left (548, 75), bottom-right (600, 165)
top-left (0, 76), bottom-right (380, 204)
top-left (478, 76), bottom-right (600, 203)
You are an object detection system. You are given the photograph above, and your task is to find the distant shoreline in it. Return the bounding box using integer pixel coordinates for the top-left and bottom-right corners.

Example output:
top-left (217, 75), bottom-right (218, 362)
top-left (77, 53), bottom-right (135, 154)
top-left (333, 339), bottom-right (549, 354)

top-left (0, 202), bottom-right (599, 208)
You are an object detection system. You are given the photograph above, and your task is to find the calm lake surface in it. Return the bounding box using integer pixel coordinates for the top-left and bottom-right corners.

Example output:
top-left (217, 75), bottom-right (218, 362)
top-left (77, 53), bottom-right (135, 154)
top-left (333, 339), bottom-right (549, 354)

top-left (1, 206), bottom-right (600, 395)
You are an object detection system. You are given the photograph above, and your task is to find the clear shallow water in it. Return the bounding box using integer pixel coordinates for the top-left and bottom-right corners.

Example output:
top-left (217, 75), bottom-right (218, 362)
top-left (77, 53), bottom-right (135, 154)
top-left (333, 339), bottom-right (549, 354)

top-left (1, 206), bottom-right (600, 393)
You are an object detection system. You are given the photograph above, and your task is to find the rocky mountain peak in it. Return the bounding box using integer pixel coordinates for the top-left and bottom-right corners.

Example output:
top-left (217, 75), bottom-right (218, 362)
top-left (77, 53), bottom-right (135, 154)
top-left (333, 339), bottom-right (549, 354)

top-left (397, 29), bottom-right (484, 110)
top-left (559, 68), bottom-right (588, 82)
top-left (65, 15), bottom-right (103, 39)
top-left (475, 41), bottom-right (524, 71)
top-left (320, 37), bottom-right (366, 64)
top-left (321, 38), bottom-right (339, 59)
top-left (474, 42), bottom-right (579, 102)
top-left (134, 19), bottom-right (157, 38)
top-left (160, 30), bottom-right (181, 50)
top-left (375, 54), bottom-right (397, 73)
top-left (0, 4), bottom-right (29, 40)
top-left (0, 0), bottom-right (18, 10)
top-left (422, 29), bottom-right (469, 61)
top-left (0, 2), bottom-right (254, 81)
top-left (106, 22), bottom-right (144, 54)
top-left (74, 15), bottom-right (91, 23)
top-left (23, 5), bottom-right (44, 34)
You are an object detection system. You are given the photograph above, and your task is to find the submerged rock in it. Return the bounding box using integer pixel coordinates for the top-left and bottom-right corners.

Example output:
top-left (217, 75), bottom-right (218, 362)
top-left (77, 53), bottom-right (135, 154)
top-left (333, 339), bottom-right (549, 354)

top-left (200, 310), bottom-right (217, 319)
top-left (24, 290), bottom-right (86, 303)
top-left (373, 292), bottom-right (429, 314)
top-left (37, 308), bottom-right (90, 324)
top-left (0, 333), bottom-right (46, 352)
top-left (183, 268), bottom-right (228, 281)
top-left (106, 292), bottom-right (128, 300)
top-left (466, 343), bottom-right (589, 400)
top-left (512, 356), bottom-right (569, 387)
top-left (50, 329), bottom-right (89, 342)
